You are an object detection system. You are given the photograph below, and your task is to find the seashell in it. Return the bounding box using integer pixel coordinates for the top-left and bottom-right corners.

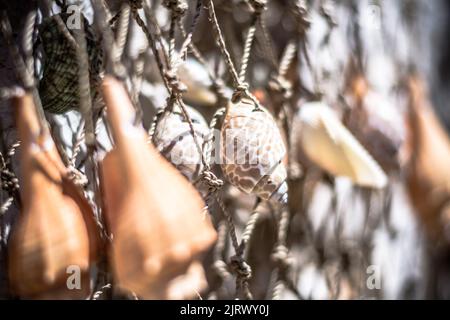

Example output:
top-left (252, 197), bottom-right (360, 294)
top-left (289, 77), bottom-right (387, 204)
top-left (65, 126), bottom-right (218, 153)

top-left (38, 13), bottom-right (103, 114)
top-left (404, 76), bottom-right (450, 244)
top-left (296, 102), bottom-right (388, 189)
top-left (220, 97), bottom-right (288, 203)
top-left (152, 105), bottom-right (209, 183)
top-left (178, 59), bottom-right (219, 107)
top-left (8, 94), bottom-right (99, 299)
top-left (100, 77), bottom-right (217, 299)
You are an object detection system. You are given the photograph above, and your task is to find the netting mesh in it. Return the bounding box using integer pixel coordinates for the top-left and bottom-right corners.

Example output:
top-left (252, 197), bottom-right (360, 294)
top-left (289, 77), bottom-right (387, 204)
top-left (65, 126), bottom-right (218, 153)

top-left (1, 0), bottom-right (450, 299)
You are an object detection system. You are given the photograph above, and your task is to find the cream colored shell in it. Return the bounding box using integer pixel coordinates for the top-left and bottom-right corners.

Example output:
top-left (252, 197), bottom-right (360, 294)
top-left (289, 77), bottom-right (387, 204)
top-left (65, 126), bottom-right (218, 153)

top-left (297, 102), bottom-right (388, 189)
top-left (153, 105), bottom-right (209, 183)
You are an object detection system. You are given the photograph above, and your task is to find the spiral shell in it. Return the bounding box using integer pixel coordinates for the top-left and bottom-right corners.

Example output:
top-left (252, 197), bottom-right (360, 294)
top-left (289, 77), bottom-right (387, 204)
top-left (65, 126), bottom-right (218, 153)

top-left (405, 76), bottom-right (450, 244)
top-left (100, 77), bottom-right (217, 299)
top-left (296, 102), bottom-right (388, 189)
top-left (152, 105), bottom-right (209, 182)
top-left (220, 97), bottom-right (288, 203)
top-left (8, 94), bottom-right (99, 299)
top-left (38, 13), bottom-right (103, 114)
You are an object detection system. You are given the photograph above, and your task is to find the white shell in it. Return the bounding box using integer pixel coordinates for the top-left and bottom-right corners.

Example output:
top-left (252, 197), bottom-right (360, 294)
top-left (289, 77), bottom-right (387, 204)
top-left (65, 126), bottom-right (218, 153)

top-left (153, 105), bottom-right (209, 182)
top-left (297, 102), bottom-right (388, 189)
top-left (220, 98), bottom-right (288, 203)
top-left (178, 59), bottom-right (218, 107)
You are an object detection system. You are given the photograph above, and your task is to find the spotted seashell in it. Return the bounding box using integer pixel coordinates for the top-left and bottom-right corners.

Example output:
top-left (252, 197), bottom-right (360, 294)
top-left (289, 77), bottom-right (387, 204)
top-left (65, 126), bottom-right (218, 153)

top-left (220, 98), bottom-right (288, 203)
top-left (152, 105), bottom-right (209, 182)
top-left (38, 13), bottom-right (103, 114)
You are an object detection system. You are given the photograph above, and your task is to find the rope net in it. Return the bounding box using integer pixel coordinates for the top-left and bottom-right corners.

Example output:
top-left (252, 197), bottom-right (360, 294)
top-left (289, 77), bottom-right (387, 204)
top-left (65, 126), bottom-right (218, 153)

top-left (0, 0), bottom-right (450, 299)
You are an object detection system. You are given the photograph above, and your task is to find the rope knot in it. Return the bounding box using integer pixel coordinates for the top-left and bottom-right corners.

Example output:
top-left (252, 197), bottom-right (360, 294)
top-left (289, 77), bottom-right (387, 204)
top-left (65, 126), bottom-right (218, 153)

top-left (293, 0), bottom-right (311, 33)
top-left (163, 0), bottom-right (188, 18)
top-left (66, 166), bottom-right (89, 188)
top-left (269, 76), bottom-right (293, 98)
top-left (201, 170), bottom-right (224, 194)
top-left (129, 0), bottom-right (144, 10)
top-left (249, 0), bottom-right (267, 14)
top-left (232, 83), bottom-right (249, 103)
top-left (0, 169), bottom-right (20, 193)
top-left (230, 255), bottom-right (252, 281)
top-left (271, 245), bottom-right (291, 270)
top-left (165, 69), bottom-right (187, 95)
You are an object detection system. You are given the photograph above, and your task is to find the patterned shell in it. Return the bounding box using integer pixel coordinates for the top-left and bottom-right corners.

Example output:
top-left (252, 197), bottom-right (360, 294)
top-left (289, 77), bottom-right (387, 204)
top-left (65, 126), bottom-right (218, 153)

top-left (38, 14), bottom-right (103, 114)
top-left (220, 98), bottom-right (288, 203)
top-left (153, 105), bottom-right (209, 182)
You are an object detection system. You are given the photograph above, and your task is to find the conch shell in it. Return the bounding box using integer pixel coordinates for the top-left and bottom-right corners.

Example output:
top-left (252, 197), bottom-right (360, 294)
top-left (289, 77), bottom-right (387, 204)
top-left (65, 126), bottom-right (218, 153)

top-left (100, 77), bottom-right (217, 299)
top-left (404, 76), bottom-right (450, 244)
top-left (296, 102), bottom-right (388, 189)
top-left (220, 97), bottom-right (288, 203)
top-left (8, 94), bottom-right (99, 299)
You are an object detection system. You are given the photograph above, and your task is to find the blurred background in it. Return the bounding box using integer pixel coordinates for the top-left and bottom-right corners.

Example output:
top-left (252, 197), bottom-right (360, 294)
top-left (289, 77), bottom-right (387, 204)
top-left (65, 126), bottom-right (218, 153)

top-left (1, 0), bottom-right (450, 300)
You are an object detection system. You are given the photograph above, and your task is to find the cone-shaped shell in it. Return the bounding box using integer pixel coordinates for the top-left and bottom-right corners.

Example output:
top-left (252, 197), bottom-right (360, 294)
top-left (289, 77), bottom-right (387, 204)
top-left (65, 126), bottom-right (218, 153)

top-left (220, 97), bottom-right (288, 203)
top-left (178, 59), bottom-right (219, 107)
top-left (100, 77), bottom-right (217, 299)
top-left (296, 102), bottom-right (388, 189)
top-left (8, 94), bottom-right (98, 299)
top-left (153, 105), bottom-right (209, 183)
top-left (404, 76), bottom-right (450, 243)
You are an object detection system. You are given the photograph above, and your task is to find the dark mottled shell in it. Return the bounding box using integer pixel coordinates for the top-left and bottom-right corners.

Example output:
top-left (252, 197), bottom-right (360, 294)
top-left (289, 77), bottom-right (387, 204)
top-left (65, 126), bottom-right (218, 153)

top-left (38, 14), bottom-right (103, 114)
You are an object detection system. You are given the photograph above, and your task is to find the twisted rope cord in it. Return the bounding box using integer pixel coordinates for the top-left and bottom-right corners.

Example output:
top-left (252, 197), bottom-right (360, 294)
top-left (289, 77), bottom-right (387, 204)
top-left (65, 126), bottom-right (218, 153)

top-left (145, 1), bottom-right (217, 176)
top-left (130, 50), bottom-right (146, 120)
top-left (0, 9), bottom-right (47, 130)
top-left (212, 221), bottom-right (232, 280)
top-left (257, 15), bottom-right (278, 71)
top-left (91, 283), bottom-right (112, 300)
top-left (23, 10), bottom-right (37, 80)
top-left (73, 13), bottom-right (95, 149)
top-left (205, 0), bottom-right (263, 109)
top-left (271, 208), bottom-right (293, 299)
top-left (91, 0), bottom-right (125, 79)
top-left (177, 20), bottom-right (228, 100)
top-left (132, 5), bottom-right (171, 91)
top-left (238, 15), bottom-right (258, 83)
top-left (0, 168), bottom-right (19, 215)
top-left (242, 210), bottom-right (260, 258)
top-left (0, 141), bottom-right (21, 215)
top-left (205, 0), bottom-right (241, 88)
top-left (114, 2), bottom-right (131, 62)
top-left (176, 0), bottom-right (202, 66)
top-left (278, 41), bottom-right (297, 79)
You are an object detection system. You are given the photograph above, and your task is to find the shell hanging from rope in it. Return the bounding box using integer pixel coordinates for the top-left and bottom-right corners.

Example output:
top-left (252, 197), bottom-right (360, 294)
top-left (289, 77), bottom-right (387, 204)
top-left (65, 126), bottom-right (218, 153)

top-left (220, 97), bottom-right (288, 203)
top-left (152, 104), bottom-right (209, 183)
top-left (100, 77), bottom-right (217, 299)
top-left (295, 101), bottom-right (388, 189)
top-left (403, 75), bottom-right (450, 245)
top-left (38, 13), bottom-right (104, 114)
top-left (177, 59), bottom-right (222, 107)
top-left (8, 94), bottom-right (99, 299)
